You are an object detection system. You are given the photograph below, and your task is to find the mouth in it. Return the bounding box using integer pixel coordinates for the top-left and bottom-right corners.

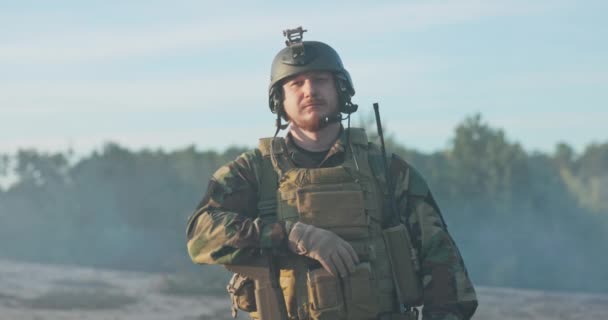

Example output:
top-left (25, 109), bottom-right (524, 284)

top-left (302, 101), bottom-right (325, 110)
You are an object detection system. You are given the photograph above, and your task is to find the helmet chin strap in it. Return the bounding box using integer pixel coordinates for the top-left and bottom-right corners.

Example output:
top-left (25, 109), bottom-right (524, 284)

top-left (274, 112), bottom-right (289, 138)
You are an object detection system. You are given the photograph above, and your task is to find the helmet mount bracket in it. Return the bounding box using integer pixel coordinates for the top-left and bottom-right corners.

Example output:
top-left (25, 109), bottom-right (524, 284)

top-left (283, 26), bottom-right (308, 61)
top-left (283, 27), bottom-right (307, 46)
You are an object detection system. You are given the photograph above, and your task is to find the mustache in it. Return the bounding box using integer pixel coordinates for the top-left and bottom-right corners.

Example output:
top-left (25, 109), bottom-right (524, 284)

top-left (300, 99), bottom-right (326, 107)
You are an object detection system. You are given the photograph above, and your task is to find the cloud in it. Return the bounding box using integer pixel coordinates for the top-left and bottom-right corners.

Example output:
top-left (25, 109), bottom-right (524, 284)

top-left (349, 56), bottom-right (449, 97)
top-left (317, 0), bottom-right (547, 36)
top-left (0, 122), bottom-right (268, 155)
top-left (0, 54), bottom-right (446, 114)
top-left (494, 70), bottom-right (608, 89)
top-left (0, 0), bottom-right (554, 64)
top-left (1, 0), bottom-right (587, 155)
top-left (0, 71), bottom-right (268, 114)
top-left (0, 21), bottom-right (273, 64)
top-left (490, 110), bottom-right (608, 131)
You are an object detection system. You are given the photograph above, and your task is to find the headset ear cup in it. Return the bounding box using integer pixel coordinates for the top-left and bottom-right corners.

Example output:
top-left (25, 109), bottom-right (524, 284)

top-left (336, 77), bottom-right (357, 114)
top-left (269, 86), bottom-right (282, 114)
top-left (344, 102), bottom-right (358, 114)
top-left (268, 87), bottom-right (276, 113)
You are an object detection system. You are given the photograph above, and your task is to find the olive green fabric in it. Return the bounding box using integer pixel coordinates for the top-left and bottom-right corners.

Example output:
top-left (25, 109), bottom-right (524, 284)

top-left (186, 127), bottom-right (478, 319)
top-left (257, 128), bottom-right (409, 319)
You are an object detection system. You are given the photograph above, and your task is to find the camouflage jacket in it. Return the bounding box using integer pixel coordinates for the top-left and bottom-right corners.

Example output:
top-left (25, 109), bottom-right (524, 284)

top-left (186, 129), bottom-right (478, 319)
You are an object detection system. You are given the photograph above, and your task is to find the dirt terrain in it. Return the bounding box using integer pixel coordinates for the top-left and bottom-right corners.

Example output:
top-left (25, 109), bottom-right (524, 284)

top-left (0, 259), bottom-right (606, 319)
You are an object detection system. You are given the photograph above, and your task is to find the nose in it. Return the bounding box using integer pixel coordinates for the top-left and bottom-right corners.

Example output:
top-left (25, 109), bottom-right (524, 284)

top-left (301, 79), bottom-right (318, 97)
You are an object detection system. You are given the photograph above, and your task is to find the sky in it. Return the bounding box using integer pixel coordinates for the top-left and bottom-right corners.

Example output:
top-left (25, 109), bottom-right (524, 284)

top-left (1, 0), bottom-right (607, 156)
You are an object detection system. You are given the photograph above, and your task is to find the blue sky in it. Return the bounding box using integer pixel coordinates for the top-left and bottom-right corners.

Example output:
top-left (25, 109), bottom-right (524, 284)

top-left (1, 0), bottom-right (606, 156)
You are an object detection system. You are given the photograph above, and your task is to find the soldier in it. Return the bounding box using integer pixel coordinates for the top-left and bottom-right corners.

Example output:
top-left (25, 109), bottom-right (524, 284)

top-left (186, 27), bottom-right (478, 320)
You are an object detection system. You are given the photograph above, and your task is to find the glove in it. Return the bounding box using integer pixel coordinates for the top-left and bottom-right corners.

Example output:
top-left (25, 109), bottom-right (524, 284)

top-left (287, 221), bottom-right (359, 277)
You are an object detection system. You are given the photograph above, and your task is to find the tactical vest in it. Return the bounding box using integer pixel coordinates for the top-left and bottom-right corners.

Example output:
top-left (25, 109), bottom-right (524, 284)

top-left (249, 128), bottom-right (416, 320)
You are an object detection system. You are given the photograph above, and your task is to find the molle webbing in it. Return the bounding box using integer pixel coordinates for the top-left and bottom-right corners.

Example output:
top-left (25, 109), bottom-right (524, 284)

top-left (256, 129), bottom-right (399, 318)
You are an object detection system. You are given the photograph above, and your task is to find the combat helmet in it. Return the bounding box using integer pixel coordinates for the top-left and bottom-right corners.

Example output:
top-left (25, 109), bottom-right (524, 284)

top-left (268, 27), bottom-right (358, 120)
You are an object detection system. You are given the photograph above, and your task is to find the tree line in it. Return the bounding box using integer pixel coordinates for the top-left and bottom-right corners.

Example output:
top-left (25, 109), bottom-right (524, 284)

top-left (1, 114), bottom-right (607, 293)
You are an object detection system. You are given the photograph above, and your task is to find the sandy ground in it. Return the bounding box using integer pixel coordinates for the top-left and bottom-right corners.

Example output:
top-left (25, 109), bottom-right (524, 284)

top-left (0, 259), bottom-right (606, 319)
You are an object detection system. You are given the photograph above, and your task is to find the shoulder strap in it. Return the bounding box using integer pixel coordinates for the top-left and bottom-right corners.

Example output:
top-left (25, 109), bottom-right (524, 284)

top-left (257, 137), bottom-right (276, 157)
top-left (258, 137), bottom-right (295, 178)
top-left (255, 139), bottom-right (280, 222)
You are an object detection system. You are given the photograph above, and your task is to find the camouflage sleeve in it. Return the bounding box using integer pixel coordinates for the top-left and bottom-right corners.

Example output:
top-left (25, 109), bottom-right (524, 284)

top-left (390, 155), bottom-right (478, 320)
top-left (186, 150), bottom-right (286, 265)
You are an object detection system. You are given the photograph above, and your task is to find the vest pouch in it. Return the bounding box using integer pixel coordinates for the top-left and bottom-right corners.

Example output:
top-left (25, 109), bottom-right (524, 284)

top-left (382, 224), bottom-right (423, 306)
top-left (344, 262), bottom-right (379, 320)
top-left (296, 183), bottom-right (368, 240)
top-left (307, 267), bottom-right (345, 320)
top-left (226, 273), bottom-right (256, 314)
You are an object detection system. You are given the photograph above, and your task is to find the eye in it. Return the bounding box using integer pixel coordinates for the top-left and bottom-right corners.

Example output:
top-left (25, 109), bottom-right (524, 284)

top-left (289, 80), bottom-right (304, 87)
top-left (313, 75), bottom-right (330, 83)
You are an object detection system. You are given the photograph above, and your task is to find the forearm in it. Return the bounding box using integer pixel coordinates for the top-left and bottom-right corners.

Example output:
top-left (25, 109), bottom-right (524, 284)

top-left (186, 150), bottom-right (287, 264)
top-left (187, 207), bottom-right (286, 265)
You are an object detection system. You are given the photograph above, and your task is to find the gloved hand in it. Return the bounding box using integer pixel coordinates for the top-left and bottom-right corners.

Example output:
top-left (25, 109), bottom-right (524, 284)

top-left (287, 221), bottom-right (359, 277)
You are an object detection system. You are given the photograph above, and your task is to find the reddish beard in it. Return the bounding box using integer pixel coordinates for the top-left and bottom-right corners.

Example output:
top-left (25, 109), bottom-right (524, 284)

top-left (290, 103), bottom-right (341, 132)
top-left (289, 110), bottom-right (323, 131)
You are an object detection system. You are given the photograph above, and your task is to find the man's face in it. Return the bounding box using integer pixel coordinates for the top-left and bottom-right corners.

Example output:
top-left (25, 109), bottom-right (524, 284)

top-left (281, 71), bottom-right (339, 132)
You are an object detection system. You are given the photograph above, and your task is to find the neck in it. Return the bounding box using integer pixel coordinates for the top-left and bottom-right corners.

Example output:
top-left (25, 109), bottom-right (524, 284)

top-left (289, 122), bottom-right (341, 152)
